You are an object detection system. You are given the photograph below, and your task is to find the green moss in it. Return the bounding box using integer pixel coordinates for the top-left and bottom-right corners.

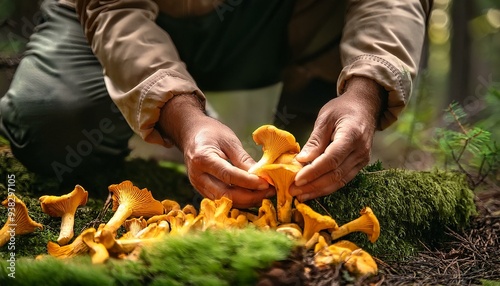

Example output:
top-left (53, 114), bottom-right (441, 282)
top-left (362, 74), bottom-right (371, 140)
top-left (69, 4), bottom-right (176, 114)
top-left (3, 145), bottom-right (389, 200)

top-left (309, 162), bottom-right (477, 260)
top-left (0, 228), bottom-right (295, 286)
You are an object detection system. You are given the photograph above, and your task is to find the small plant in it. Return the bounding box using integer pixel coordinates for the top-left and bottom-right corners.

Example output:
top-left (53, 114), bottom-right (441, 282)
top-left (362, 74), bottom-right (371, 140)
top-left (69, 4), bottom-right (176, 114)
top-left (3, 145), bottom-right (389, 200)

top-left (434, 98), bottom-right (499, 189)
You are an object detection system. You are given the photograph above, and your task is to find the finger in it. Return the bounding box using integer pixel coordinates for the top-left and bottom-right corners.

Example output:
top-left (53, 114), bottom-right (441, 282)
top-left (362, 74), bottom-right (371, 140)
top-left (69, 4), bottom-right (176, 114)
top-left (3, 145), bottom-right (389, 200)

top-left (192, 173), bottom-right (276, 209)
top-left (195, 152), bottom-right (269, 190)
top-left (220, 137), bottom-right (258, 171)
top-left (295, 128), bottom-right (355, 186)
top-left (295, 119), bottom-right (332, 163)
top-left (292, 162), bottom-right (365, 202)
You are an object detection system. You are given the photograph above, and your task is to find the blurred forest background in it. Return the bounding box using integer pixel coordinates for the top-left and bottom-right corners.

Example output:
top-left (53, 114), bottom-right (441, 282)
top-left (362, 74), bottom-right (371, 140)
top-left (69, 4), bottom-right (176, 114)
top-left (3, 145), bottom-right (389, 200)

top-left (0, 0), bottom-right (499, 181)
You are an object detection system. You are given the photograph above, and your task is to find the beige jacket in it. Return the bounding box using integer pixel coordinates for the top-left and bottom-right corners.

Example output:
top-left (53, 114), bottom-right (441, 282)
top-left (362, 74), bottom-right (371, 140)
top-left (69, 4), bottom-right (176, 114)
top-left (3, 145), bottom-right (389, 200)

top-left (61, 0), bottom-right (430, 146)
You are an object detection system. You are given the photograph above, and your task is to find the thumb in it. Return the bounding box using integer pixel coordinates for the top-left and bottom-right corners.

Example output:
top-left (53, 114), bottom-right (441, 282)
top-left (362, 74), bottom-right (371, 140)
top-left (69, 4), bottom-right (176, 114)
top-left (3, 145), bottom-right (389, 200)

top-left (225, 142), bottom-right (257, 171)
top-left (296, 126), bottom-right (330, 163)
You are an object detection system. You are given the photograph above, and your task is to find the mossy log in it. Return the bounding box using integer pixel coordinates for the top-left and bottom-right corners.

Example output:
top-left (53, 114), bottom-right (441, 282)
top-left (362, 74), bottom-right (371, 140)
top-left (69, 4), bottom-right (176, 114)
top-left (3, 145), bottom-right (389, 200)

top-left (309, 162), bottom-right (477, 260)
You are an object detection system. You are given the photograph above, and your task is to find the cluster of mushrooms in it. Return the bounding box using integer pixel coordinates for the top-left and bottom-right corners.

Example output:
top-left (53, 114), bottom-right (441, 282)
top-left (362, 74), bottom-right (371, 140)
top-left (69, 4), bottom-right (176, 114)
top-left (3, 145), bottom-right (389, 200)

top-left (0, 125), bottom-right (380, 277)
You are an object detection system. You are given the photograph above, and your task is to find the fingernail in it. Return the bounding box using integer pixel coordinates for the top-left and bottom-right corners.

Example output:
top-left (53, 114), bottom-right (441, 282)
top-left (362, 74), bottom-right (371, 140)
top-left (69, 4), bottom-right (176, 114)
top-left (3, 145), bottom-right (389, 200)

top-left (296, 150), bottom-right (307, 160)
top-left (265, 190), bottom-right (275, 198)
top-left (299, 194), bottom-right (310, 201)
top-left (295, 179), bottom-right (307, 187)
top-left (290, 188), bottom-right (303, 196)
top-left (258, 184), bottom-right (268, 190)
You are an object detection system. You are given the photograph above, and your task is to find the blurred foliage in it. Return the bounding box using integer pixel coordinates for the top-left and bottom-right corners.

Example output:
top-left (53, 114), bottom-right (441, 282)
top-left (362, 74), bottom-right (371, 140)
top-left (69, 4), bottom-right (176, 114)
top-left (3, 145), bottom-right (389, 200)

top-left (434, 99), bottom-right (500, 187)
top-left (0, 228), bottom-right (295, 285)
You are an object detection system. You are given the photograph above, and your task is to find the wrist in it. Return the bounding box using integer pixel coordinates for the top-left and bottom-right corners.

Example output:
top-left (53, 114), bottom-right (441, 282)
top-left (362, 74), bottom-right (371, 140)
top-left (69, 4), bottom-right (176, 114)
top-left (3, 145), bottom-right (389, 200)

top-left (158, 93), bottom-right (206, 150)
top-left (342, 76), bottom-right (387, 125)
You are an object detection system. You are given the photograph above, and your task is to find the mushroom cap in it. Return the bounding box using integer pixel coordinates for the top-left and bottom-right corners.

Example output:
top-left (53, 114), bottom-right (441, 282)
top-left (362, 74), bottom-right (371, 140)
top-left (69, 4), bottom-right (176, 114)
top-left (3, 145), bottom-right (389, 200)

top-left (39, 185), bottom-right (88, 217)
top-left (248, 125), bottom-right (300, 174)
top-left (252, 125), bottom-right (300, 156)
top-left (123, 217), bottom-right (147, 232)
top-left (182, 204), bottom-right (197, 216)
top-left (161, 199), bottom-right (181, 213)
top-left (344, 249), bottom-right (378, 276)
top-left (252, 199), bottom-right (278, 229)
top-left (108, 180), bottom-right (164, 217)
top-left (198, 197), bottom-right (234, 230)
top-left (360, 207), bottom-right (380, 243)
top-left (295, 202), bottom-right (339, 241)
top-left (81, 227), bottom-right (109, 264)
top-left (47, 231), bottom-right (89, 259)
top-left (277, 223), bottom-right (303, 241)
top-left (2, 195), bottom-right (43, 235)
top-left (331, 206), bottom-right (380, 243)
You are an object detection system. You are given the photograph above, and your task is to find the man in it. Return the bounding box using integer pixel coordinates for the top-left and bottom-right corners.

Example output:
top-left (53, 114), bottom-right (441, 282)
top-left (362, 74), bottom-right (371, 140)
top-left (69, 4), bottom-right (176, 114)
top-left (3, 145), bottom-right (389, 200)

top-left (0, 0), bottom-right (430, 208)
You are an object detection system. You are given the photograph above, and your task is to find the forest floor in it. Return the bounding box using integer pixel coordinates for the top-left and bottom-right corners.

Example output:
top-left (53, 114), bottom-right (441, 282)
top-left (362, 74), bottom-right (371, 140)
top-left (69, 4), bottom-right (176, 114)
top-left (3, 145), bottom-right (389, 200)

top-left (0, 142), bottom-right (499, 285)
top-left (260, 184), bottom-right (500, 285)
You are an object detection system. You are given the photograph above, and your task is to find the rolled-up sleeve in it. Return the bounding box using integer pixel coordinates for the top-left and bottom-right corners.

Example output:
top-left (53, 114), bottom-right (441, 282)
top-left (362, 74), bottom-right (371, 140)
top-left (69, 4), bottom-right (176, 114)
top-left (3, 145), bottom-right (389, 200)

top-left (338, 0), bottom-right (431, 129)
top-left (75, 0), bottom-right (205, 146)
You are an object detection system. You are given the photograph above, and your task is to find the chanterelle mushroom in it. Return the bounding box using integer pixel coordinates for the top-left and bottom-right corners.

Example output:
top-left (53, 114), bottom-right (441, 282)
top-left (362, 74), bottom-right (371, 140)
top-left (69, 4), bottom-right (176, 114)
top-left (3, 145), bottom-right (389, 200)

top-left (251, 199), bottom-right (278, 229)
top-left (198, 197), bottom-right (233, 230)
top-left (99, 180), bottom-right (164, 237)
top-left (295, 202), bottom-right (338, 242)
top-left (39, 185), bottom-right (88, 245)
top-left (81, 228), bottom-right (109, 264)
top-left (0, 195), bottom-right (43, 247)
top-left (331, 207), bottom-right (380, 243)
top-left (248, 125), bottom-right (300, 174)
top-left (47, 231), bottom-right (89, 259)
top-left (344, 249), bottom-right (378, 276)
top-left (254, 164), bottom-right (301, 224)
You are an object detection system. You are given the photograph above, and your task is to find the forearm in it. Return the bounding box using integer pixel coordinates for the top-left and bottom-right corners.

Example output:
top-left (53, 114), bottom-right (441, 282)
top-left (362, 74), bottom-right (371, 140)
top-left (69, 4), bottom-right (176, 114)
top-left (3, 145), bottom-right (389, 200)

top-left (342, 76), bottom-right (388, 126)
top-left (158, 94), bottom-right (207, 150)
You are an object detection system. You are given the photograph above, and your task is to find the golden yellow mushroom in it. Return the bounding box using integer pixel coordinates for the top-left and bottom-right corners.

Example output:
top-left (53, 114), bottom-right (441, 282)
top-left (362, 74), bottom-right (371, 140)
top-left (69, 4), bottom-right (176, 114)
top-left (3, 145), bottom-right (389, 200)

top-left (331, 207), bottom-right (380, 243)
top-left (39, 185), bottom-right (88, 245)
top-left (0, 195), bottom-right (43, 247)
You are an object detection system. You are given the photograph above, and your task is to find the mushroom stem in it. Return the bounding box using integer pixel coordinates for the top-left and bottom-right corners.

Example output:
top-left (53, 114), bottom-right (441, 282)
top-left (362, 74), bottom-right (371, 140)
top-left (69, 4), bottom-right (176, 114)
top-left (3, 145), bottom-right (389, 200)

top-left (103, 203), bottom-right (133, 234)
top-left (331, 207), bottom-right (380, 243)
top-left (58, 212), bottom-right (75, 245)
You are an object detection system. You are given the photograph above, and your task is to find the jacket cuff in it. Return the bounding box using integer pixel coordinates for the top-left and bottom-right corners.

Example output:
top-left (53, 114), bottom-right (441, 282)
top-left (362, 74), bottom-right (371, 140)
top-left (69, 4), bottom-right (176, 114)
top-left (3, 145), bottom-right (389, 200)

top-left (105, 69), bottom-right (205, 147)
top-left (337, 54), bottom-right (412, 130)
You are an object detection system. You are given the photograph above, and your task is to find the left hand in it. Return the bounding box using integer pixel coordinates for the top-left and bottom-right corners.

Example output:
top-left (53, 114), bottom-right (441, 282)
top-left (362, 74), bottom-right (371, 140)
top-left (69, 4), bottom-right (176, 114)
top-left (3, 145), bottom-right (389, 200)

top-left (288, 76), bottom-right (386, 201)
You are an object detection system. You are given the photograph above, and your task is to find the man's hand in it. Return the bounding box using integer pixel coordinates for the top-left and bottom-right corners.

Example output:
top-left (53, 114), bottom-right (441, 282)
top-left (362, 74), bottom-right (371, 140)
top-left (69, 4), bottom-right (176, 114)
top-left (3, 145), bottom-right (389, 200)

top-left (159, 94), bottom-right (273, 209)
top-left (289, 76), bottom-right (386, 201)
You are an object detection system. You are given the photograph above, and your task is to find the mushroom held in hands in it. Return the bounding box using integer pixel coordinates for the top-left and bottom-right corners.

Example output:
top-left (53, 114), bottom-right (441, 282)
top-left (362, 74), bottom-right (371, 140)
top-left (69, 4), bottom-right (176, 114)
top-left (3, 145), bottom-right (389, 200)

top-left (254, 164), bottom-right (302, 224)
top-left (331, 207), bottom-right (380, 243)
top-left (248, 125), bottom-right (300, 174)
top-left (295, 202), bottom-right (338, 242)
top-left (99, 180), bottom-right (164, 237)
top-left (39, 185), bottom-right (88, 245)
top-left (0, 195), bottom-right (43, 247)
